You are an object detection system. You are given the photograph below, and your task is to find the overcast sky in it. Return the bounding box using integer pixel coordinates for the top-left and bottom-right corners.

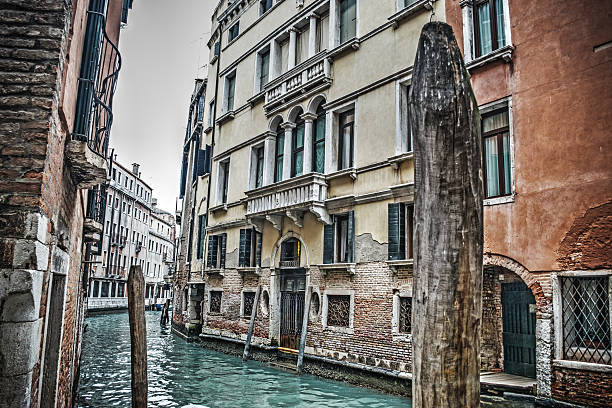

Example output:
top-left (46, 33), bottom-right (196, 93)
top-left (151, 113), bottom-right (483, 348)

top-left (110, 0), bottom-right (215, 213)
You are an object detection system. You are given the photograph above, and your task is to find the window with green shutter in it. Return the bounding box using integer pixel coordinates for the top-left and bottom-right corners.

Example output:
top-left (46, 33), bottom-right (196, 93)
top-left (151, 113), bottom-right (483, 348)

top-left (388, 203), bottom-right (414, 260)
top-left (323, 211), bottom-right (354, 264)
top-left (313, 105), bottom-right (326, 173)
top-left (340, 0), bottom-right (357, 44)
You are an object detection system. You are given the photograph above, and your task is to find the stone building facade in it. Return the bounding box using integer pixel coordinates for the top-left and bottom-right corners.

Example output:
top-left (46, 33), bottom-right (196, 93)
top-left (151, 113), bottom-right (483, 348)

top-left (172, 0), bottom-right (611, 406)
top-left (87, 159), bottom-right (175, 312)
top-left (0, 0), bottom-right (133, 406)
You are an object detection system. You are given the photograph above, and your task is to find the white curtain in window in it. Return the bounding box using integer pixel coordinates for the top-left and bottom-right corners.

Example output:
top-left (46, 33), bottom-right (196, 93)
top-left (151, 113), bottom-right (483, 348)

top-left (478, 3), bottom-right (492, 55)
top-left (484, 137), bottom-right (500, 197)
top-left (495, 0), bottom-right (506, 49)
top-left (502, 132), bottom-right (512, 193)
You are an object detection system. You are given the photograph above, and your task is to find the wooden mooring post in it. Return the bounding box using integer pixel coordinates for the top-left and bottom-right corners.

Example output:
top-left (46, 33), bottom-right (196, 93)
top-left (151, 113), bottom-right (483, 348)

top-left (243, 285), bottom-right (262, 361)
top-left (296, 285), bottom-right (312, 374)
top-left (409, 22), bottom-right (484, 408)
top-left (128, 265), bottom-right (148, 407)
top-left (160, 298), bottom-right (170, 325)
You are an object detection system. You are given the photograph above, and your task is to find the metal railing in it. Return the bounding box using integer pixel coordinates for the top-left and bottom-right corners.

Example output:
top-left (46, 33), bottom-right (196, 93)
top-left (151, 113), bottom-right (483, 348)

top-left (85, 184), bottom-right (107, 255)
top-left (72, 7), bottom-right (122, 158)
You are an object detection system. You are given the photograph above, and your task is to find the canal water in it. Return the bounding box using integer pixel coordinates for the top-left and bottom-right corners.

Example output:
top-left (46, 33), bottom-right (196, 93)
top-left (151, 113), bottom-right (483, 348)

top-left (78, 311), bottom-right (535, 407)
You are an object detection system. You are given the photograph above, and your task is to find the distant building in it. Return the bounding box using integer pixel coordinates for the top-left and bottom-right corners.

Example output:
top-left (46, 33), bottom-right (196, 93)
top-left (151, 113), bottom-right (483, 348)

top-left (88, 159), bottom-right (175, 311)
top-left (0, 0), bottom-right (133, 406)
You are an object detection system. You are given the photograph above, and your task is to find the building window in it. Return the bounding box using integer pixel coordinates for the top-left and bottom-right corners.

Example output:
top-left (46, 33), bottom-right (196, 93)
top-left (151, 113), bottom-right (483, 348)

top-left (260, 0), bottom-right (273, 15)
top-left (243, 291), bottom-right (256, 317)
top-left (561, 276), bottom-right (611, 365)
top-left (218, 159), bottom-right (230, 204)
top-left (206, 233), bottom-right (227, 269)
top-left (258, 49), bottom-right (270, 92)
top-left (292, 119), bottom-right (305, 177)
top-left (397, 80), bottom-right (412, 154)
top-left (228, 22), bottom-right (240, 43)
top-left (274, 123), bottom-right (284, 182)
top-left (239, 228), bottom-right (262, 267)
top-left (254, 146), bottom-right (264, 188)
top-left (327, 295), bottom-right (350, 327)
top-left (482, 107), bottom-right (512, 198)
top-left (399, 296), bottom-right (412, 333)
top-left (210, 290), bottom-right (222, 313)
top-left (208, 101), bottom-right (215, 128)
top-left (196, 214), bottom-right (206, 259)
top-left (313, 105), bottom-right (326, 173)
top-left (474, 0), bottom-right (506, 58)
top-left (280, 238), bottom-right (301, 268)
top-left (224, 72), bottom-right (236, 112)
top-left (388, 203), bottom-right (414, 260)
top-left (323, 211), bottom-right (354, 264)
top-left (338, 109), bottom-right (354, 170)
top-left (339, 0), bottom-right (357, 44)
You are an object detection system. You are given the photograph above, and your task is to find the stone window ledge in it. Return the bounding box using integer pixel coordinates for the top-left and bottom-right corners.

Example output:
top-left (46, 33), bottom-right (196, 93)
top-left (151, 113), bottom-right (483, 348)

top-left (553, 359), bottom-right (612, 374)
top-left (327, 38), bottom-right (360, 60)
top-left (387, 151), bottom-right (414, 168)
top-left (204, 125), bottom-right (213, 134)
top-left (317, 263), bottom-right (356, 276)
top-left (210, 203), bottom-right (228, 213)
top-left (388, 259), bottom-right (414, 274)
top-left (205, 268), bottom-right (225, 276)
top-left (484, 194), bottom-right (514, 206)
top-left (326, 167), bottom-right (357, 181)
top-left (392, 333), bottom-right (412, 343)
top-left (247, 90), bottom-right (265, 106)
top-left (237, 266), bottom-right (261, 276)
top-left (466, 44), bottom-right (514, 71)
top-left (216, 110), bottom-right (236, 125)
top-left (323, 325), bottom-right (354, 335)
top-left (389, 0), bottom-right (435, 28)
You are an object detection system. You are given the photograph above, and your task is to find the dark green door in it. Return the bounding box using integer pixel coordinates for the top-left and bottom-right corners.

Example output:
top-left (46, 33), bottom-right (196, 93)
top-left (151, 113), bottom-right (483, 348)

top-left (502, 282), bottom-right (536, 378)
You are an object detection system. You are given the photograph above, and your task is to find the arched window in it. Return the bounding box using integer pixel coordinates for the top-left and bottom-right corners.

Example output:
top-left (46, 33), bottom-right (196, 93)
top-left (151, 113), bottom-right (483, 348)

top-left (274, 123), bottom-right (284, 182)
top-left (292, 115), bottom-right (305, 177)
top-left (313, 104), bottom-right (326, 173)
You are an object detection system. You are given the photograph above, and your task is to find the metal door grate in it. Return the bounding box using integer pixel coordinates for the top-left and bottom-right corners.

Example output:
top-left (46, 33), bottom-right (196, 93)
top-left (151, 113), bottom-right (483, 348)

top-left (561, 277), bottom-right (611, 365)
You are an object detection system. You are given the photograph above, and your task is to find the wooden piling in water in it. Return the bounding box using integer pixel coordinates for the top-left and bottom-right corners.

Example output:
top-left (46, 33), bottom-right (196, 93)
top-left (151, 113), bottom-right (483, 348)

top-left (296, 285), bottom-right (312, 375)
top-left (243, 285), bottom-right (262, 361)
top-left (128, 265), bottom-right (148, 407)
top-left (160, 298), bottom-right (170, 325)
top-left (409, 22), bottom-right (484, 408)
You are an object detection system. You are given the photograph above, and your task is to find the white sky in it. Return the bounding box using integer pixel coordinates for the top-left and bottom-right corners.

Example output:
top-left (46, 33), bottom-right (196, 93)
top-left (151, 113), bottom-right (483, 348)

top-left (110, 0), bottom-right (216, 214)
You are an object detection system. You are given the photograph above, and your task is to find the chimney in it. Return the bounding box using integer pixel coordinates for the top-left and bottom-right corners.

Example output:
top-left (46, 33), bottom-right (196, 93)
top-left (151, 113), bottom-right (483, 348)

top-left (132, 163), bottom-right (140, 177)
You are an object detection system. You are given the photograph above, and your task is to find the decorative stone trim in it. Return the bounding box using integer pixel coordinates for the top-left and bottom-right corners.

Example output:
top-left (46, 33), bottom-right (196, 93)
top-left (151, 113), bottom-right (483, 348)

top-left (388, 259), bottom-right (414, 274)
top-left (321, 289), bottom-right (355, 334)
top-left (326, 167), bottom-right (357, 181)
top-left (387, 151), bottom-right (414, 169)
top-left (317, 263), bottom-right (356, 277)
top-left (484, 194), bottom-right (514, 206)
top-left (388, 0), bottom-right (435, 29)
top-left (466, 44), bottom-right (514, 71)
top-left (215, 110), bottom-right (236, 125)
top-left (552, 359), bottom-right (612, 374)
top-left (326, 38), bottom-right (360, 60)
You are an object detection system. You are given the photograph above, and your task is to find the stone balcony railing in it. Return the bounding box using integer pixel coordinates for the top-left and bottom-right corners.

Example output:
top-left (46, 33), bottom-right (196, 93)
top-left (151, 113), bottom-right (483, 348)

top-left (264, 52), bottom-right (332, 111)
top-left (245, 173), bottom-right (331, 228)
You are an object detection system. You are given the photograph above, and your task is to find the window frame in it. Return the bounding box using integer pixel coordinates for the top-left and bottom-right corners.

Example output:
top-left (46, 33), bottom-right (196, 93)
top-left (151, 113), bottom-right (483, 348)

top-left (254, 145), bottom-right (265, 189)
top-left (218, 159), bottom-right (230, 204)
top-left (322, 289), bottom-right (355, 333)
top-left (338, 109), bottom-right (355, 170)
top-left (313, 105), bottom-right (326, 173)
top-left (224, 72), bottom-right (236, 112)
top-left (208, 289), bottom-right (223, 314)
top-left (395, 76), bottom-right (413, 155)
top-left (339, 0), bottom-right (357, 45)
top-left (274, 124), bottom-right (284, 183)
top-left (291, 119), bottom-right (305, 177)
top-left (228, 22), bottom-right (240, 43)
top-left (241, 290), bottom-right (257, 318)
top-left (259, 0), bottom-right (273, 16)
top-left (473, 0), bottom-right (504, 59)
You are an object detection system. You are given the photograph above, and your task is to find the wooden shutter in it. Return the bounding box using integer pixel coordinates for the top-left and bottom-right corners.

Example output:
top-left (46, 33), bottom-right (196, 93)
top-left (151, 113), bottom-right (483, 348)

top-left (244, 229), bottom-right (252, 266)
top-left (239, 229), bottom-right (247, 267)
top-left (256, 231), bottom-right (262, 267)
top-left (207, 235), bottom-right (215, 268)
top-left (388, 203), bottom-right (406, 260)
top-left (220, 233), bottom-right (227, 268)
top-left (347, 210), bottom-right (355, 263)
top-left (323, 219), bottom-right (335, 264)
top-left (197, 215), bottom-right (206, 259)
top-left (197, 149), bottom-right (207, 176)
top-left (205, 145), bottom-right (212, 173)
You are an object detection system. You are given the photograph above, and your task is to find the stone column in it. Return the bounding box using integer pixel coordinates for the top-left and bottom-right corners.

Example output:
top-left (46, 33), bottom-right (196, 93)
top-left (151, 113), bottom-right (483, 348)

top-left (262, 132), bottom-right (277, 186)
top-left (288, 28), bottom-right (298, 70)
top-left (308, 14), bottom-right (318, 58)
top-left (281, 122), bottom-right (296, 180)
top-left (302, 113), bottom-right (317, 174)
top-left (269, 39), bottom-right (280, 79)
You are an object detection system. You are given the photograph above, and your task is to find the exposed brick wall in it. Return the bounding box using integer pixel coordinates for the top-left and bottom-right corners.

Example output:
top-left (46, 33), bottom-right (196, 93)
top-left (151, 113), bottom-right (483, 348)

top-left (552, 366), bottom-right (612, 408)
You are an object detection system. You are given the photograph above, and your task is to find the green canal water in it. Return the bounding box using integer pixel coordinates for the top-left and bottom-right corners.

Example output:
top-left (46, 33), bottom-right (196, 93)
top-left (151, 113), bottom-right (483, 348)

top-left (77, 311), bottom-right (535, 407)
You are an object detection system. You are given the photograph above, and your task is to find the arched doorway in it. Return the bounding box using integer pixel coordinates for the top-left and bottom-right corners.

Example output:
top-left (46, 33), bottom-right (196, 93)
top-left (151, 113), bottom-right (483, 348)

top-left (279, 238), bottom-right (306, 350)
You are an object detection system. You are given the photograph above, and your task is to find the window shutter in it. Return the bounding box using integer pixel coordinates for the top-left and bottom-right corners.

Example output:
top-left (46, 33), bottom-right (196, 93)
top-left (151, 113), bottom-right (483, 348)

top-left (179, 150), bottom-right (188, 198)
top-left (238, 229), bottom-right (247, 267)
top-left (323, 220), bottom-right (335, 264)
top-left (388, 203), bottom-right (406, 260)
top-left (220, 233), bottom-right (227, 268)
top-left (256, 231), bottom-right (262, 267)
top-left (347, 210), bottom-right (355, 263)
top-left (197, 149), bottom-right (207, 176)
top-left (206, 235), bottom-right (215, 268)
top-left (214, 41), bottom-right (220, 56)
top-left (398, 203), bottom-right (406, 260)
top-left (205, 145), bottom-right (212, 173)
top-left (244, 229), bottom-right (252, 266)
top-left (197, 215), bottom-right (206, 259)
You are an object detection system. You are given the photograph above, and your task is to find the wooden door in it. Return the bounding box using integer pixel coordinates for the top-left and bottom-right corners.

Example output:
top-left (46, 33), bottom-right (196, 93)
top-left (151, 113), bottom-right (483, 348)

top-left (280, 271), bottom-right (305, 350)
top-left (502, 282), bottom-right (537, 378)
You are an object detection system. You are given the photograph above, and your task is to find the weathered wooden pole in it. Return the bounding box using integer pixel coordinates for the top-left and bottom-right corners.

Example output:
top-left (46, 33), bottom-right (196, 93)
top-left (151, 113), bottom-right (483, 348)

top-left (127, 265), bottom-right (148, 407)
top-left (243, 285), bottom-right (262, 361)
top-left (296, 285), bottom-right (312, 374)
top-left (160, 298), bottom-right (170, 325)
top-left (409, 22), bottom-right (484, 408)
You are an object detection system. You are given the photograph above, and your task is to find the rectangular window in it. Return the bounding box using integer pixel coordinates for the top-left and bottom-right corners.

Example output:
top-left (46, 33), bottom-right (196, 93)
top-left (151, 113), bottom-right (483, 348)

top-left (474, 0), bottom-right (506, 58)
top-left (259, 49), bottom-right (270, 90)
top-left (327, 295), bottom-right (351, 327)
top-left (210, 290), bottom-right (222, 313)
top-left (561, 276), bottom-right (611, 365)
top-left (254, 146), bottom-right (264, 188)
top-left (260, 0), bottom-right (273, 15)
top-left (197, 95), bottom-right (205, 122)
top-left (225, 73), bottom-right (236, 111)
top-left (243, 291), bottom-right (256, 317)
top-left (228, 22), bottom-right (240, 43)
top-left (482, 107), bottom-right (511, 198)
top-left (323, 211), bottom-right (354, 264)
top-left (275, 128), bottom-right (284, 182)
top-left (196, 214), bottom-right (206, 259)
top-left (239, 228), bottom-right (262, 267)
top-left (220, 160), bottom-right (230, 204)
top-left (339, 0), bottom-right (357, 44)
top-left (399, 297), bottom-right (412, 333)
top-left (207, 234), bottom-right (227, 269)
top-left (313, 108), bottom-right (326, 173)
top-left (339, 109), bottom-right (355, 170)
top-left (208, 101), bottom-right (215, 128)
top-left (388, 203), bottom-right (414, 260)
top-left (292, 122), bottom-right (305, 177)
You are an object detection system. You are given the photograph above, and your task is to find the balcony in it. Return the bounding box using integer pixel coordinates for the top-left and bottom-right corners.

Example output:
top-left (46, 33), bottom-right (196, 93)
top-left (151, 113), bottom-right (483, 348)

top-left (264, 52), bottom-right (332, 113)
top-left (66, 9), bottom-right (121, 189)
top-left (245, 173), bottom-right (331, 229)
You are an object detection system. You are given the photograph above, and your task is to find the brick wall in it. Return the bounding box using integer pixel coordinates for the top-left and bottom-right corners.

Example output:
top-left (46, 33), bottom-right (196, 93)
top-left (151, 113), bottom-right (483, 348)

top-left (552, 366), bottom-right (612, 408)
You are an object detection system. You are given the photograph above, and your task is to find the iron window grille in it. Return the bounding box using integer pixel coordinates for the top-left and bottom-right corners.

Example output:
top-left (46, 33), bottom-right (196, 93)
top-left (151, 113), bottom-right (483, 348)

top-left (243, 292), bottom-right (256, 317)
top-left (561, 276), bottom-right (611, 365)
top-left (210, 291), bottom-right (222, 313)
top-left (85, 184), bottom-right (107, 255)
top-left (327, 295), bottom-right (351, 327)
top-left (399, 296), bottom-right (412, 333)
top-left (73, 1), bottom-right (122, 158)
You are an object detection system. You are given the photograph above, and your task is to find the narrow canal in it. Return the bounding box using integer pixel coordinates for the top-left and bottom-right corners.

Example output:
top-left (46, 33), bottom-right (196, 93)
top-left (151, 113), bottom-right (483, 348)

top-left (77, 311), bottom-right (411, 407)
